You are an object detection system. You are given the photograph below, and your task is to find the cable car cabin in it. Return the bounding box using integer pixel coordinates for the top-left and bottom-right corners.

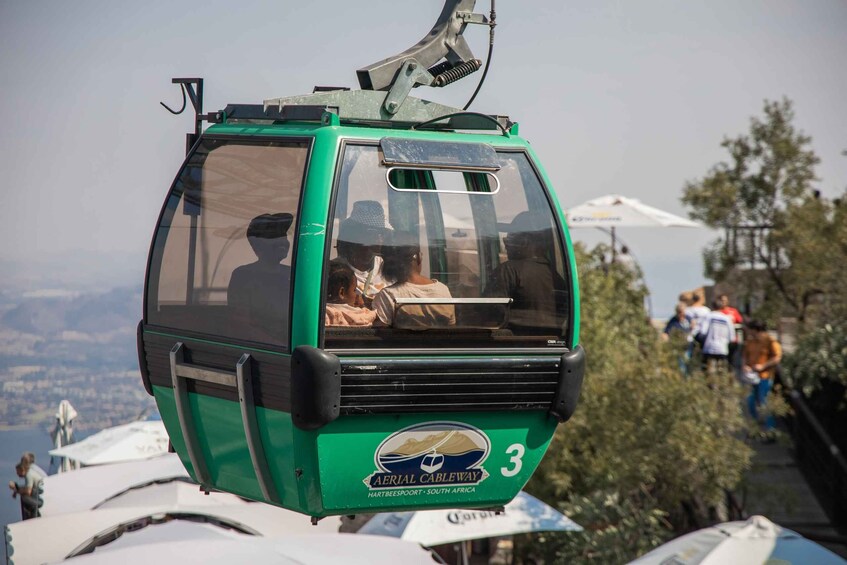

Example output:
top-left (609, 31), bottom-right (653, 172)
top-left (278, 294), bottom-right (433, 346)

top-left (138, 90), bottom-right (585, 518)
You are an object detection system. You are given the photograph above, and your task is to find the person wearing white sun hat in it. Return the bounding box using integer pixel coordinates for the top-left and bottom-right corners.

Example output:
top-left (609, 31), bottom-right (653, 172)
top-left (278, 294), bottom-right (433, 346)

top-left (334, 200), bottom-right (393, 306)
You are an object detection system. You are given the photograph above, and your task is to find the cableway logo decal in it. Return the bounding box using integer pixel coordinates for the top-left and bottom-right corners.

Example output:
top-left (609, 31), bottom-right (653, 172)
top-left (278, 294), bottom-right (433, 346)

top-left (364, 422), bottom-right (490, 490)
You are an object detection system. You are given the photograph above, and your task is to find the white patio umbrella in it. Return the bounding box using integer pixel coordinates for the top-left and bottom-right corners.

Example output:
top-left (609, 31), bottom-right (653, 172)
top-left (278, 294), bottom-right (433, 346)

top-left (6, 498), bottom-right (342, 564)
top-left (86, 519), bottom-right (254, 552)
top-left (50, 399), bottom-right (79, 473)
top-left (93, 477), bottom-right (248, 510)
top-left (358, 490), bottom-right (581, 547)
top-left (46, 532), bottom-right (437, 565)
top-left (48, 420), bottom-right (169, 467)
top-left (41, 452), bottom-right (189, 516)
top-left (628, 515), bottom-right (846, 565)
top-left (566, 194), bottom-right (702, 260)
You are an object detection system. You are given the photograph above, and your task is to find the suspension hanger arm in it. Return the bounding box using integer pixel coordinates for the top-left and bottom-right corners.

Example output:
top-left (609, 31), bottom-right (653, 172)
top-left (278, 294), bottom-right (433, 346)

top-left (356, 0), bottom-right (487, 92)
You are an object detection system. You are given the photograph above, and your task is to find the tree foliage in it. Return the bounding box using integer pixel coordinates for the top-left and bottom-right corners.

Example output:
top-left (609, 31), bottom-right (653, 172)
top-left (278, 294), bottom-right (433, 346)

top-left (521, 245), bottom-right (752, 563)
top-left (681, 98), bottom-right (847, 323)
top-left (780, 197), bottom-right (847, 399)
top-left (782, 322), bottom-right (847, 404)
top-left (775, 194), bottom-right (847, 322)
top-left (517, 490), bottom-right (669, 563)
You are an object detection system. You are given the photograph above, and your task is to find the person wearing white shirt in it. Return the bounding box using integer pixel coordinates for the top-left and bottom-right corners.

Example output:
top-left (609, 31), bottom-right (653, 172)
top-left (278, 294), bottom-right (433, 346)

top-left (684, 293), bottom-right (711, 338)
top-left (697, 301), bottom-right (737, 373)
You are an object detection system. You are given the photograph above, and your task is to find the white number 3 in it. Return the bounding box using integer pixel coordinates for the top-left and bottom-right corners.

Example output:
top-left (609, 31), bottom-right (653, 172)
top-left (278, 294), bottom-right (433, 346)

top-left (500, 443), bottom-right (525, 477)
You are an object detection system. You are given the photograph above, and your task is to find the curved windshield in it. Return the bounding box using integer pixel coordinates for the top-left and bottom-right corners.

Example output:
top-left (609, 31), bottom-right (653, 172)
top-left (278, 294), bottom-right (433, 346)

top-left (146, 137), bottom-right (309, 348)
top-left (323, 142), bottom-right (571, 350)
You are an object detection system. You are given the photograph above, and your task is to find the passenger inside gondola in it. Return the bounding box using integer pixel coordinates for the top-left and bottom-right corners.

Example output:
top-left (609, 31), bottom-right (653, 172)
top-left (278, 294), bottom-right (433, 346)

top-left (485, 211), bottom-right (567, 333)
top-left (334, 200), bottom-right (391, 306)
top-left (228, 213), bottom-right (293, 338)
top-left (325, 262), bottom-right (377, 327)
top-left (374, 231), bottom-right (456, 329)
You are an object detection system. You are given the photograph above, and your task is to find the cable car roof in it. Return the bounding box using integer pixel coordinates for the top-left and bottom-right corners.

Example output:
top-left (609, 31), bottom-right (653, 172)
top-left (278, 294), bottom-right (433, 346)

top-left (207, 90), bottom-right (513, 133)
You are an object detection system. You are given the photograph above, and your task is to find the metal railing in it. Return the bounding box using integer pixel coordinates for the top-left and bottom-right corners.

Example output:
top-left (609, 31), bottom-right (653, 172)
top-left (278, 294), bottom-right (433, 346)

top-left (785, 389), bottom-right (847, 536)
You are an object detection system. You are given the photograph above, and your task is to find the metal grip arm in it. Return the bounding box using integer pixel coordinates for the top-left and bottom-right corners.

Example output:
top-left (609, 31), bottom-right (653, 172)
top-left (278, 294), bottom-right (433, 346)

top-left (356, 0), bottom-right (478, 91)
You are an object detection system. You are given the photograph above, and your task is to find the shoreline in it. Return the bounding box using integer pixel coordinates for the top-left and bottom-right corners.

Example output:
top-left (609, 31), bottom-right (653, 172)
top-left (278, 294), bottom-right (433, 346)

top-left (0, 424), bottom-right (51, 433)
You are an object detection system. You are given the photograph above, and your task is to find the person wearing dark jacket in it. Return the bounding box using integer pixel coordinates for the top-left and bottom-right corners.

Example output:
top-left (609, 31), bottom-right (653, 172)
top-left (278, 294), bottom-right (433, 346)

top-left (484, 211), bottom-right (567, 333)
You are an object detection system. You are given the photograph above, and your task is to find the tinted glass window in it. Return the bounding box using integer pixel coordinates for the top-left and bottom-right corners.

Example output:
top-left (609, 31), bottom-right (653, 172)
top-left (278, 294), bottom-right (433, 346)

top-left (324, 143), bottom-right (570, 350)
top-left (147, 138), bottom-right (309, 348)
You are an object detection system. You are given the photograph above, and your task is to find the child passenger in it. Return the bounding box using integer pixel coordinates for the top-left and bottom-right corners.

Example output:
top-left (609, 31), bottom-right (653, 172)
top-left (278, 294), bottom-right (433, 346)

top-left (373, 232), bottom-right (455, 329)
top-left (325, 262), bottom-right (378, 327)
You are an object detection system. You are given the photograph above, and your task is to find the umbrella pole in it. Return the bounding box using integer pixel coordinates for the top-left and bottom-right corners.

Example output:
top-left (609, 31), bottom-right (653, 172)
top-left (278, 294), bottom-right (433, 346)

top-left (611, 227), bottom-right (617, 262)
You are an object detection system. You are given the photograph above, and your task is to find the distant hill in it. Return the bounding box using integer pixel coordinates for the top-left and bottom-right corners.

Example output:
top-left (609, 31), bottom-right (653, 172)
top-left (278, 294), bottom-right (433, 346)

top-left (0, 251), bottom-right (145, 294)
top-left (0, 284), bottom-right (154, 430)
top-left (0, 252), bottom-right (155, 429)
top-left (2, 286), bottom-right (142, 335)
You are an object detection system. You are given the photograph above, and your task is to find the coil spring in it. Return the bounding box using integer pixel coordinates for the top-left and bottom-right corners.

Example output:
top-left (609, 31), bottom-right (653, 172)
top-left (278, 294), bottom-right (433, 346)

top-left (427, 61), bottom-right (455, 77)
top-left (432, 59), bottom-right (482, 87)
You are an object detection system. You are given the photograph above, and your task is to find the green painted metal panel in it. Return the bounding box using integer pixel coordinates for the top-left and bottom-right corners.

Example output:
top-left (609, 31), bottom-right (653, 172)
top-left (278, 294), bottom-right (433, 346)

top-left (290, 126), bottom-right (340, 350)
top-left (154, 383), bottom-right (555, 517)
top-left (205, 123), bottom-right (323, 137)
top-left (153, 385), bottom-right (302, 506)
top-left (315, 412), bottom-right (556, 516)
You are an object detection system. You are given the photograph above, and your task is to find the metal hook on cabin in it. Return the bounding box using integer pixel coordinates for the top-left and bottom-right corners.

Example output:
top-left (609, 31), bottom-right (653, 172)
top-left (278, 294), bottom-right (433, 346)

top-left (160, 84), bottom-right (188, 115)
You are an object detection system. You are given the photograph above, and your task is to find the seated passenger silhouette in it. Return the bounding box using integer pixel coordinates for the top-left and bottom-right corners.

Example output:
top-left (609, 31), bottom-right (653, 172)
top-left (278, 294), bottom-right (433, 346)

top-left (228, 213), bottom-right (293, 341)
top-left (484, 211), bottom-right (567, 333)
top-left (373, 231), bottom-right (455, 329)
top-left (325, 262), bottom-right (377, 327)
top-left (335, 200), bottom-right (391, 306)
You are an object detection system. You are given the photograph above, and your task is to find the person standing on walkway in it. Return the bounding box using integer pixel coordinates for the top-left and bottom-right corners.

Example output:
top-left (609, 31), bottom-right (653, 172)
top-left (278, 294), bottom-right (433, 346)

top-left (663, 302), bottom-right (692, 375)
top-left (8, 458), bottom-right (43, 520)
top-left (684, 292), bottom-right (711, 335)
top-left (718, 293), bottom-right (745, 370)
top-left (743, 320), bottom-right (783, 440)
top-left (698, 300), bottom-right (737, 374)
top-left (683, 292), bottom-right (710, 367)
top-left (22, 452), bottom-right (47, 479)
top-left (663, 302), bottom-right (690, 339)
top-left (717, 293), bottom-right (744, 325)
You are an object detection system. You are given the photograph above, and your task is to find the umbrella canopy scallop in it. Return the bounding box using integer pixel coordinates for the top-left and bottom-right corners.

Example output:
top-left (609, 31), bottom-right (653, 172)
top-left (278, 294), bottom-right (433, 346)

top-left (358, 490), bottom-right (581, 547)
top-left (48, 420), bottom-right (169, 467)
top-left (566, 194), bottom-right (702, 229)
top-left (42, 452), bottom-right (189, 516)
top-left (6, 495), bottom-right (342, 564)
top-left (628, 515), bottom-right (846, 564)
top-left (47, 532), bottom-right (437, 565)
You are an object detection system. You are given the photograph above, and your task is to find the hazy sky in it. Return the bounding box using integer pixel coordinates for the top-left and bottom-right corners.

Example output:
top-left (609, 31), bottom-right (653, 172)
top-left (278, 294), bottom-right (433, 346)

top-left (2, 0), bottom-right (845, 316)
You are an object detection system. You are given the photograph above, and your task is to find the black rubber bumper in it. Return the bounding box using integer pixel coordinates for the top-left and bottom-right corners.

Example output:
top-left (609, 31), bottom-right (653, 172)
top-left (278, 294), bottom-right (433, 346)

top-left (549, 345), bottom-right (586, 423)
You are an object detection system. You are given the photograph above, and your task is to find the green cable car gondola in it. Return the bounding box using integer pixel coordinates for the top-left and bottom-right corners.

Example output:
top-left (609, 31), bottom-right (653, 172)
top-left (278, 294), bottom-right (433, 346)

top-left (137, 0), bottom-right (584, 519)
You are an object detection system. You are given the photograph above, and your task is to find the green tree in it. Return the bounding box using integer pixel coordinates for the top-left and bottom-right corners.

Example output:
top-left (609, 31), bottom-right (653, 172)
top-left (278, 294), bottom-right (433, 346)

top-left (774, 193), bottom-right (847, 322)
top-left (783, 323), bottom-right (847, 403)
top-left (680, 98), bottom-right (844, 322)
top-left (781, 190), bottom-right (847, 397)
top-left (521, 245), bottom-right (752, 563)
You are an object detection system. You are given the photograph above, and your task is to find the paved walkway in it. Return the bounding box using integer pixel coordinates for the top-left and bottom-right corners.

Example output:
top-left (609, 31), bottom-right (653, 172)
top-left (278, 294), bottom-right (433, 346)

top-left (741, 432), bottom-right (847, 558)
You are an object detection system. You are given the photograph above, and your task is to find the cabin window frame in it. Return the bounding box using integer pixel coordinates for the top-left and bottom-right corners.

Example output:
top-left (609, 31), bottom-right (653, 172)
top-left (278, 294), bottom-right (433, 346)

top-left (144, 134), bottom-right (314, 353)
top-left (319, 139), bottom-right (574, 354)
top-left (497, 146), bottom-right (577, 349)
